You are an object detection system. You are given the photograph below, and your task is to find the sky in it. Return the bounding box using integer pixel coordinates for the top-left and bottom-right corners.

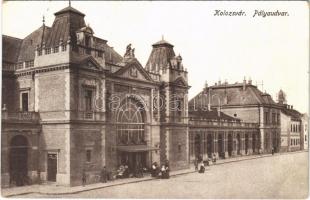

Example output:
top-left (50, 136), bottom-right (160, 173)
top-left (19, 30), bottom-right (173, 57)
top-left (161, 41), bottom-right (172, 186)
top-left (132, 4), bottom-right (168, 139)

top-left (2, 1), bottom-right (309, 113)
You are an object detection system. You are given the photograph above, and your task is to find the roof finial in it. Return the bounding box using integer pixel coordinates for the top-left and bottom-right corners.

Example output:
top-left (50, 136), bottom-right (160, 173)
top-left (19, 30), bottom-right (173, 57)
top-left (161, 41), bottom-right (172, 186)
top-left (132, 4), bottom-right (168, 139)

top-left (42, 15), bottom-right (45, 25)
top-left (69, 0), bottom-right (71, 7)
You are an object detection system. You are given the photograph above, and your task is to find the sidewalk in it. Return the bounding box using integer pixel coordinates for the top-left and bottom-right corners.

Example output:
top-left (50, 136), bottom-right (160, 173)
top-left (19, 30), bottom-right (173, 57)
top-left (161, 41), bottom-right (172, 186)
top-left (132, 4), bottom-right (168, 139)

top-left (2, 150), bottom-right (307, 197)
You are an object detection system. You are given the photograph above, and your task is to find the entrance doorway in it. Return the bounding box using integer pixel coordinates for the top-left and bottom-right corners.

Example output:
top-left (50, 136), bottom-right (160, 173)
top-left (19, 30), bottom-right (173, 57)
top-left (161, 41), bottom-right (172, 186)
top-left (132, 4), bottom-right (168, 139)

top-left (9, 135), bottom-right (28, 186)
top-left (228, 134), bottom-right (233, 157)
top-left (47, 153), bottom-right (57, 182)
top-left (118, 152), bottom-right (147, 172)
top-left (207, 134), bottom-right (213, 158)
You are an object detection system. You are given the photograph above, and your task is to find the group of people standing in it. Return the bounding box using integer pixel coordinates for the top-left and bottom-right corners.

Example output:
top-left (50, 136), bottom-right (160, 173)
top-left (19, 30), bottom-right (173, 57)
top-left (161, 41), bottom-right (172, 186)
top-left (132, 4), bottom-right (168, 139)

top-left (82, 160), bottom-right (171, 186)
top-left (150, 161), bottom-right (170, 179)
top-left (194, 154), bottom-right (217, 173)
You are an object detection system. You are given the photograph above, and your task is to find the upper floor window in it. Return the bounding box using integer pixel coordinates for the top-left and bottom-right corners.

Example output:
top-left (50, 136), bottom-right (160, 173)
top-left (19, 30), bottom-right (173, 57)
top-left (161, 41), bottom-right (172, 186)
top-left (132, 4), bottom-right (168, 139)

top-left (86, 149), bottom-right (92, 162)
top-left (264, 112), bottom-right (269, 124)
top-left (53, 46), bottom-right (59, 53)
top-left (46, 48), bottom-right (51, 54)
top-left (98, 51), bottom-right (103, 58)
top-left (85, 89), bottom-right (93, 111)
top-left (25, 60), bottom-right (34, 68)
top-left (272, 113), bottom-right (276, 124)
top-left (291, 124), bottom-right (293, 132)
top-left (62, 44), bottom-right (67, 51)
top-left (85, 35), bottom-right (91, 47)
top-left (38, 50), bottom-right (42, 56)
top-left (277, 113), bottom-right (280, 124)
top-left (16, 62), bottom-right (23, 70)
top-left (21, 92), bottom-right (29, 112)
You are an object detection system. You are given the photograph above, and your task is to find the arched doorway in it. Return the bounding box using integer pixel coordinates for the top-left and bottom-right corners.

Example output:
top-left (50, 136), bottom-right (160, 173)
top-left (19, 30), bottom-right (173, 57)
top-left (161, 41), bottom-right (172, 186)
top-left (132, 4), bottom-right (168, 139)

top-left (207, 134), bottom-right (213, 158)
top-left (218, 134), bottom-right (224, 158)
top-left (237, 134), bottom-right (241, 155)
top-left (228, 134), bottom-right (233, 157)
top-left (245, 134), bottom-right (249, 155)
top-left (194, 134), bottom-right (201, 159)
top-left (9, 135), bottom-right (28, 186)
top-left (116, 98), bottom-right (147, 171)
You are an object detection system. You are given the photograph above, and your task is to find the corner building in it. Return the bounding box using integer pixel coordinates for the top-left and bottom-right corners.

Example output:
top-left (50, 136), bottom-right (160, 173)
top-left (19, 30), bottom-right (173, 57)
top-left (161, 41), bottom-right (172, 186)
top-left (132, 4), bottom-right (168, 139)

top-left (2, 6), bottom-right (189, 187)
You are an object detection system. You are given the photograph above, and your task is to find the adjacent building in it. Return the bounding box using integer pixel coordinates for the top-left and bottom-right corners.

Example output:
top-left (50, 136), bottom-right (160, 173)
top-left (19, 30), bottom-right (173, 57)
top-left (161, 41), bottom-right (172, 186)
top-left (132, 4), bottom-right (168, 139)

top-left (189, 79), bottom-right (282, 155)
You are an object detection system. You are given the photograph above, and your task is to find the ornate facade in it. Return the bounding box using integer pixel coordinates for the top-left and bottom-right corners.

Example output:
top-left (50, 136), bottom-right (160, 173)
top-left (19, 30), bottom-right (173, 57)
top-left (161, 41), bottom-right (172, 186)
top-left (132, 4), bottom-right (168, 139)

top-left (2, 6), bottom-right (189, 187)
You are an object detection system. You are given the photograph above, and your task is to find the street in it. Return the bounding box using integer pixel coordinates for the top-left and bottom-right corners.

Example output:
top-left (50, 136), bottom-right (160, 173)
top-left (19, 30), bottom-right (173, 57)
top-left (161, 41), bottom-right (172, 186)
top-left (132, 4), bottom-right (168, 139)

top-left (17, 152), bottom-right (308, 198)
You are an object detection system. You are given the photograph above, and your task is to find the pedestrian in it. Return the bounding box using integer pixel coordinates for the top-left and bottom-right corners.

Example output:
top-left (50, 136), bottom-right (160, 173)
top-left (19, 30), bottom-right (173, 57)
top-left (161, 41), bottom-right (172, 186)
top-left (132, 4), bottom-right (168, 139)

top-left (151, 162), bottom-right (158, 177)
top-left (212, 154), bottom-right (216, 164)
top-left (271, 147), bottom-right (274, 155)
top-left (82, 169), bottom-right (86, 186)
top-left (199, 162), bottom-right (205, 173)
top-left (194, 158), bottom-right (198, 171)
top-left (161, 164), bottom-right (166, 179)
top-left (100, 166), bottom-right (107, 183)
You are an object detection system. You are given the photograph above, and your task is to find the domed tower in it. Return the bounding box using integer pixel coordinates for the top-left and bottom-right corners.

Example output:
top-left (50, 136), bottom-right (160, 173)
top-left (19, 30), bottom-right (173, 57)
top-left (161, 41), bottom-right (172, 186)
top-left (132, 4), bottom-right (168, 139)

top-left (277, 89), bottom-right (287, 104)
top-left (146, 38), bottom-right (189, 170)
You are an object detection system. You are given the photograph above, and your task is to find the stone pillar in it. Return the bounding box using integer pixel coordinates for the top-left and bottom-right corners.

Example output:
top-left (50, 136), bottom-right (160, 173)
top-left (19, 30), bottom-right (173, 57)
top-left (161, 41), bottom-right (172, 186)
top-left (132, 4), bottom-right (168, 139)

top-left (241, 132), bottom-right (246, 155)
top-left (213, 132), bottom-right (219, 158)
top-left (224, 132), bottom-right (228, 158)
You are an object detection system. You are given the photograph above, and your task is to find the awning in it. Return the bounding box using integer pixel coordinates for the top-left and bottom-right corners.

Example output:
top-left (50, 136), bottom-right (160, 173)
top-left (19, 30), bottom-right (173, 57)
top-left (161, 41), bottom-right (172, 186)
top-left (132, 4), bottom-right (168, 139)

top-left (116, 145), bottom-right (160, 152)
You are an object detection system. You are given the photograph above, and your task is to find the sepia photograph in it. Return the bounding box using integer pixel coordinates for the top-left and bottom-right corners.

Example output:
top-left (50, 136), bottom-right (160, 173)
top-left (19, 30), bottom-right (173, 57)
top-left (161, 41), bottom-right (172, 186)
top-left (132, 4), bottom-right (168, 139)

top-left (1, 0), bottom-right (309, 199)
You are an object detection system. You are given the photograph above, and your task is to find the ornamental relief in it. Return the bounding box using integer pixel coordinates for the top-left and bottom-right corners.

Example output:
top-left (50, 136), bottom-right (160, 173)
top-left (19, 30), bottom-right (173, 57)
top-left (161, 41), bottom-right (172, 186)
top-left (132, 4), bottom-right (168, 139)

top-left (81, 78), bottom-right (97, 87)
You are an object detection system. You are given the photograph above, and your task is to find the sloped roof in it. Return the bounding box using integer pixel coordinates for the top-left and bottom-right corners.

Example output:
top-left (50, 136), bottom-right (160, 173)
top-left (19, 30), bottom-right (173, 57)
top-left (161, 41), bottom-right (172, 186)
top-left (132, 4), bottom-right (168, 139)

top-left (189, 108), bottom-right (241, 121)
top-left (145, 39), bottom-right (175, 72)
top-left (54, 6), bottom-right (85, 16)
top-left (189, 83), bottom-right (278, 109)
top-left (2, 35), bottom-right (22, 63)
top-left (281, 106), bottom-right (302, 119)
top-left (45, 6), bottom-right (86, 48)
top-left (18, 25), bottom-right (51, 62)
top-left (152, 39), bottom-right (174, 47)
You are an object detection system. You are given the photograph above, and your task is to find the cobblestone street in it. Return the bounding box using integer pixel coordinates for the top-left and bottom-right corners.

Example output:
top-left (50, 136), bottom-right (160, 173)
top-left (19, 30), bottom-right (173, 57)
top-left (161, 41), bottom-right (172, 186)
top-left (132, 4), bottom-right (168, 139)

top-left (15, 151), bottom-right (308, 199)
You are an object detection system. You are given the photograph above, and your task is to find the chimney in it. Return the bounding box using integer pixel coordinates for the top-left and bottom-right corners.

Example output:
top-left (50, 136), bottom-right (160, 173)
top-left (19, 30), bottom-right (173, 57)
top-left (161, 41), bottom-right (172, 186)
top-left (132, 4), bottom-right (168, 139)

top-left (215, 82), bottom-right (217, 86)
top-left (243, 77), bottom-right (246, 91)
top-left (218, 80), bottom-right (221, 85)
top-left (248, 79), bottom-right (252, 85)
top-left (291, 105), bottom-right (293, 109)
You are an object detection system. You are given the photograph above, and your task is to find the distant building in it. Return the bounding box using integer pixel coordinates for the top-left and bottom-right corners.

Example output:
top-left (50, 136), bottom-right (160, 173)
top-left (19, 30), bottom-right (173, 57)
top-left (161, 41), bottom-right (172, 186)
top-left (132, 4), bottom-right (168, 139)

top-left (301, 113), bottom-right (308, 150)
top-left (189, 79), bottom-right (282, 154)
top-left (277, 90), bottom-right (303, 152)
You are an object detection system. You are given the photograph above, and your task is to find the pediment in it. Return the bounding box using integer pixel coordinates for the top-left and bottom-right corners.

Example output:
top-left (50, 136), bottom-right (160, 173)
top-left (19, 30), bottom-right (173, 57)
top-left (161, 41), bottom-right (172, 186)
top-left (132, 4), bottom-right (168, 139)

top-left (114, 60), bottom-right (153, 82)
top-left (80, 56), bottom-right (101, 70)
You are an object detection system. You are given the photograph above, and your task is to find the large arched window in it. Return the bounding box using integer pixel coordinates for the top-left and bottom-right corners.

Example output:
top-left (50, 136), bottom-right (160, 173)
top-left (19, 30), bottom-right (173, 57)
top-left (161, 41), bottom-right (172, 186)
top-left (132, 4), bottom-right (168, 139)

top-left (116, 98), bottom-right (145, 145)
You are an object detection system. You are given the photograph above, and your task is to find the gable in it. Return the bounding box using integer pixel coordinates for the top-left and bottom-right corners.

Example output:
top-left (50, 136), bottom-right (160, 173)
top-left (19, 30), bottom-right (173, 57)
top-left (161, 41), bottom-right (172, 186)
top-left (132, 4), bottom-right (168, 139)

top-left (79, 58), bottom-right (101, 70)
top-left (114, 60), bottom-right (153, 82)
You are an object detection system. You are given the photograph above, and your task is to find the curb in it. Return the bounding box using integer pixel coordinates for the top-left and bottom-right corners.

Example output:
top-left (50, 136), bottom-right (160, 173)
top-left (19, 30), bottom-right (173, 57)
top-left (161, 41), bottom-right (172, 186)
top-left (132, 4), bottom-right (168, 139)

top-left (3, 150), bottom-right (307, 197)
